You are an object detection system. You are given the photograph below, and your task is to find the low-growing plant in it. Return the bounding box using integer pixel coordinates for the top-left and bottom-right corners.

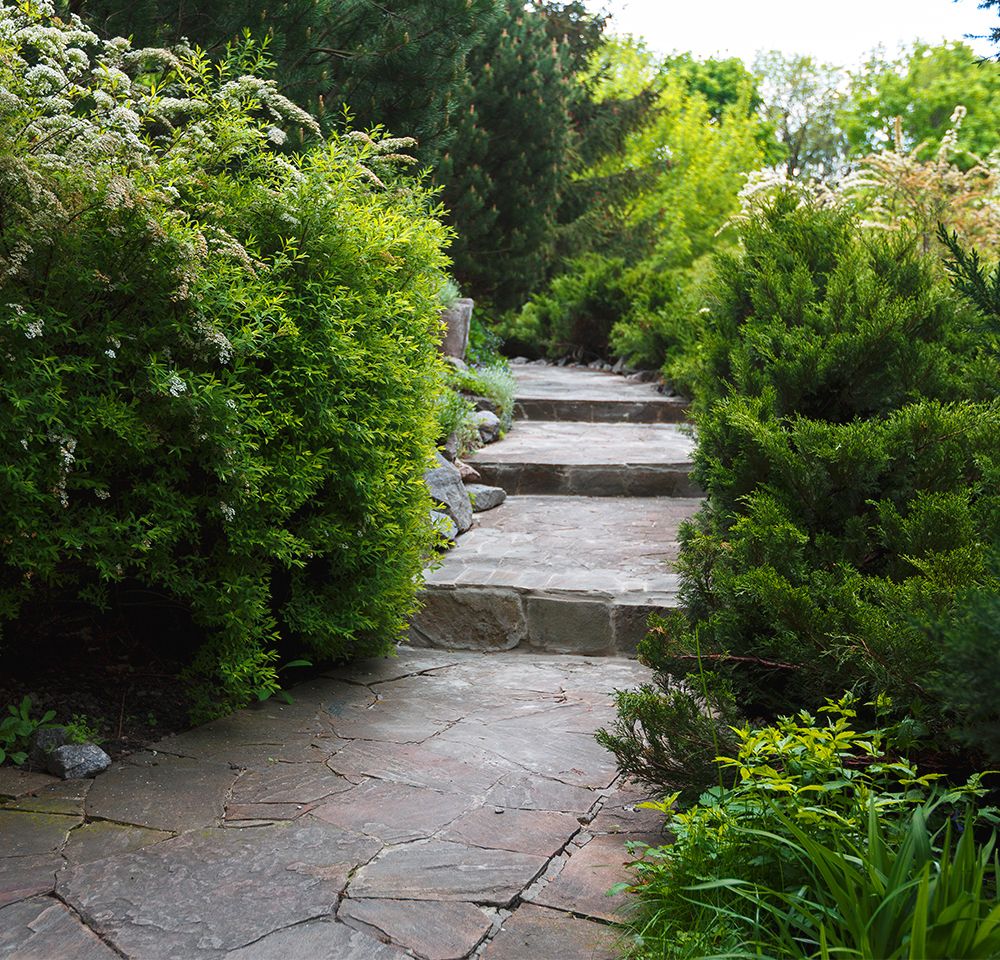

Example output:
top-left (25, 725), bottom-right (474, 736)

top-left (447, 363), bottom-right (517, 432)
top-left (0, 696), bottom-right (55, 766)
top-left (618, 696), bottom-right (997, 960)
top-left (64, 714), bottom-right (103, 745)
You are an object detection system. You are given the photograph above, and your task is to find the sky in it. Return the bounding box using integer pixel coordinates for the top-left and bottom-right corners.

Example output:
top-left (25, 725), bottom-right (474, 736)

top-left (588, 0), bottom-right (998, 66)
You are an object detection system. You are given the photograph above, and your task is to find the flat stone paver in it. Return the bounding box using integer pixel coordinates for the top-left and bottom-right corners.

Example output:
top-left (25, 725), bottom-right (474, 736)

top-left (483, 902), bottom-right (618, 960)
top-left (414, 495), bottom-right (698, 653)
top-left (470, 421), bottom-right (698, 496)
top-left (513, 365), bottom-right (687, 423)
top-left (0, 648), bottom-right (658, 959)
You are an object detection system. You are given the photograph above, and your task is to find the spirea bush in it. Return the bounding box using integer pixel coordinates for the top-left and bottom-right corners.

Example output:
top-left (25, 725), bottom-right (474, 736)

top-left (606, 193), bottom-right (1000, 787)
top-left (0, 1), bottom-right (450, 716)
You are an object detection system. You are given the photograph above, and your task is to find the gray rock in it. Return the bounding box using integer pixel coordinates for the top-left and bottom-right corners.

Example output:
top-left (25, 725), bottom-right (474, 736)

top-left (471, 394), bottom-right (499, 415)
top-left (611, 357), bottom-right (627, 374)
top-left (509, 356), bottom-right (529, 365)
top-left (441, 432), bottom-right (459, 462)
top-left (29, 726), bottom-right (68, 768)
top-left (431, 510), bottom-right (458, 542)
top-left (424, 452), bottom-right (473, 533)
top-left (440, 299), bottom-right (474, 360)
top-left (455, 459), bottom-right (481, 483)
top-left (46, 744), bottom-right (110, 780)
top-left (472, 410), bottom-right (501, 443)
top-left (466, 484), bottom-right (506, 512)
top-left (625, 370), bottom-right (661, 384)
top-left (443, 354), bottom-right (468, 372)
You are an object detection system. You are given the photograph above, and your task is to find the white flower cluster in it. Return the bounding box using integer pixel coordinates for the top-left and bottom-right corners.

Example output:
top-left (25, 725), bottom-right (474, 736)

top-left (47, 432), bottom-right (77, 508)
top-left (194, 319), bottom-right (234, 364)
top-left (167, 372), bottom-right (187, 396)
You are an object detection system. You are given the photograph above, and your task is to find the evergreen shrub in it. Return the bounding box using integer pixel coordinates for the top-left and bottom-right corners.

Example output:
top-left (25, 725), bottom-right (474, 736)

top-left (0, 2), bottom-right (450, 716)
top-left (605, 193), bottom-right (1000, 785)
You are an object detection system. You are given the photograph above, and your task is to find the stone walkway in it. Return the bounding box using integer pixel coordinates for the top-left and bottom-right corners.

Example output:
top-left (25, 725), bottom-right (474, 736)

top-left (0, 364), bottom-right (688, 960)
top-left (1, 649), bottom-right (660, 960)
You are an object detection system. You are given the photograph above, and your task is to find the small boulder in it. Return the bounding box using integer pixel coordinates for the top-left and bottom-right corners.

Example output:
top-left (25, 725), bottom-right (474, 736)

top-left (471, 395), bottom-right (499, 415)
top-left (46, 743), bottom-right (111, 780)
top-left (625, 370), bottom-right (661, 384)
top-left (441, 432), bottom-right (460, 462)
top-left (466, 484), bottom-right (506, 512)
top-left (455, 459), bottom-right (482, 483)
top-left (430, 510), bottom-right (458, 542)
top-left (425, 452), bottom-right (473, 533)
top-left (444, 355), bottom-right (468, 372)
top-left (29, 726), bottom-right (68, 769)
top-left (472, 410), bottom-right (501, 444)
top-left (510, 357), bottom-right (529, 365)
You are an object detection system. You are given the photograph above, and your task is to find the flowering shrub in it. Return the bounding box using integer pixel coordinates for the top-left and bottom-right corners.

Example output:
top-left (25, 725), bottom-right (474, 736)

top-left (0, 1), bottom-right (450, 716)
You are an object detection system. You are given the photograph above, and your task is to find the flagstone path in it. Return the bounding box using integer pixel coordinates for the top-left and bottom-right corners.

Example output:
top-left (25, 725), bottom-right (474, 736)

top-left (0, 364), bottom-right (692, 960)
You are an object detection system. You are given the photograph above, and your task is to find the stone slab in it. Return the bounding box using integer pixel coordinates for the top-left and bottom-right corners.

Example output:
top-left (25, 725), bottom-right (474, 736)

top-left (349, 840), bottom-right (547, 906)
top-left (532, 833), bottom-right (633, 922)
top-left (0, 856), bottom-right (61, 907)
top-left (0, 896), bottom-right (121, 960)
top-left (484, 903), bottom-right (617, 960)
top-left (227, 919), bottom-right (405, 959)
top-left (2, 778), bottom-right (92, 816)
top-left (422, 496), bottom-right (691, 593)
top-left (511, 365), bottom-right (686, 424)
top-left (484, 773), bottom-right (598, 815)
top-left (0, 768), bottom-right (57, 800)
top-left (63, 820), bottom-right (173, 865)
top-left (414, 496), bottom-right (692, 653)
top-left (339, 898), bottom-right (492, 960)
top-left (309, 779), bottom-right (473, 843)
top-left (84, 754), bottom-right (237, 832)
top-left (470, 421), bottom-right (693, 466)
top-left (0, 809), bottom-right (80, 857)
top-left (231, 761), bottom-right (355, 805)
top-left (440, 806), bottom-right (580, 858)
top-left (327, 739), bottom-right (511, 797)
top-left (60, 824), bottom-right (381, 959)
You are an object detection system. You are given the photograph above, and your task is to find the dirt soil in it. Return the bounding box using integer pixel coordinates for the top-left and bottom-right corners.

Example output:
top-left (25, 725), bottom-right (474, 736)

top-left (0, 614), bottom-right (195, 762)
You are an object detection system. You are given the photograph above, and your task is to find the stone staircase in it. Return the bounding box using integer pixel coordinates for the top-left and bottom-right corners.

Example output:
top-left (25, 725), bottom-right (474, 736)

top-left (411, 365), bottom-right (703, 656)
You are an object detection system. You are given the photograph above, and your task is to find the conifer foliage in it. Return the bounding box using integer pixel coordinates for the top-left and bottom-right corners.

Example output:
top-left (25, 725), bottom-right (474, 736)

top-left (437, 1), bottom-right (576, 311)
top-left (62, 0), bottom-right (502, 163)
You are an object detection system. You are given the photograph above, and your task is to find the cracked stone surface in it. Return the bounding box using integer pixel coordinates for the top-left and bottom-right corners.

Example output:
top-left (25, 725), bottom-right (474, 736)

top-left (59, 823), bottom-right (381, 959)
top-left (0, 896), bottom-right (121, 959)
top-left (0, 648), bottom-right (659, 958)
top-left (348, 839), bottom-right (548, 906)
top-left (483, 903), bottom-right (618, 959)
top-left (531, 833), bottom-right (636, 922)
top-left (339, 898), bottom-right (493, 960)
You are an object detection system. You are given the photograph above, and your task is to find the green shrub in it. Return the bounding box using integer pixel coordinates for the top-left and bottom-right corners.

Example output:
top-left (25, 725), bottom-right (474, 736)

top-left (507, 253), bottom-right (631, 359)
top-left (615, 196), bottom-right (999, 762)
top-left (618, 697), bottom-right (997, 960)
top-left (0, 697), bottom-right (54, 766)
top-left (0, 4), bottom-right (450, 717)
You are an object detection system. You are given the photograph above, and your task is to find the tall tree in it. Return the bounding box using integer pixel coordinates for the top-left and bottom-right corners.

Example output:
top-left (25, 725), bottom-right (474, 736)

top-left (437, 1), bottom-right (577, 310)
top-left (842, 41), bottom-right (1000, 162)
top-left (754, 51), bottom-right (848, 179)
top-left (63, 0), bottom-right (502, 164)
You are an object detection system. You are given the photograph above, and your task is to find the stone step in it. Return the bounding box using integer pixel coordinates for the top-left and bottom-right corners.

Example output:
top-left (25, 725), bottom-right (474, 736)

top-left (469, 421), bottom-right (700, 497)
top-left (410, 495), bottom-right (702, 656)
top-left (512, 364), bottom-right (688, 423)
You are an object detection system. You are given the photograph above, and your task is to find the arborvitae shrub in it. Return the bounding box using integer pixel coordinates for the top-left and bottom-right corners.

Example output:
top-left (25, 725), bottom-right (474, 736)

top-left (608, 193), bottom-right (1000, 787)
top-left (0, 4), bottom-right (450, 717)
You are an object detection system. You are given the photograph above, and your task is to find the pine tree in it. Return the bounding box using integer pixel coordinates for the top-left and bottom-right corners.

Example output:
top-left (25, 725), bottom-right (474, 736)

top-left (437, 1), bottom-right (584, 310)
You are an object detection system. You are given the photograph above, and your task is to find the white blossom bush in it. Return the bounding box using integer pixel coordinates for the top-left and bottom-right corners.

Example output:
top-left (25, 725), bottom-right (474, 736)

top-left (0, 1), bottom-right (451, 717)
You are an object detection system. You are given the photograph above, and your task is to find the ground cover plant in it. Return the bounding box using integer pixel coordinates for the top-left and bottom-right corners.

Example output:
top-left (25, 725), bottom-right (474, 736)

top-left (616, 698), bottom-right (1000, 960)
top-left (0, 1), bottom-right (450, 719)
